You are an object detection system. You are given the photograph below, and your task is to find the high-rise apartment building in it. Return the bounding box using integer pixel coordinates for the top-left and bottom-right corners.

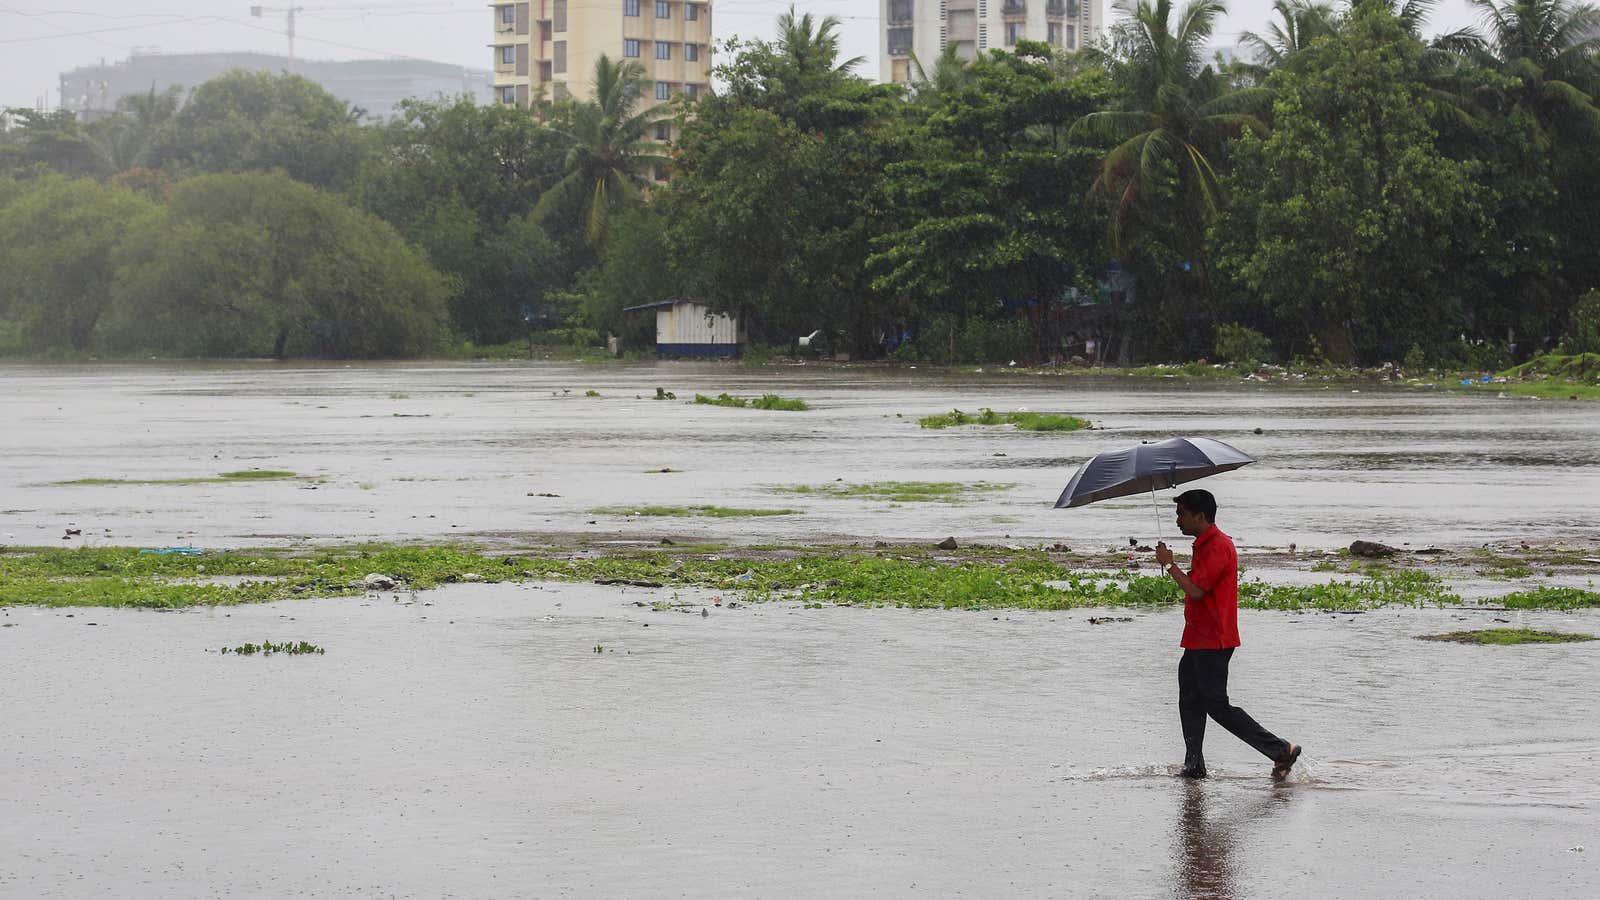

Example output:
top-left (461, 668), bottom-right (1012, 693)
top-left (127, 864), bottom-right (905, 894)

top-left (881, 0), bottom-right (1103, 85)
top-left (489, 1), bottom-right (712, 109)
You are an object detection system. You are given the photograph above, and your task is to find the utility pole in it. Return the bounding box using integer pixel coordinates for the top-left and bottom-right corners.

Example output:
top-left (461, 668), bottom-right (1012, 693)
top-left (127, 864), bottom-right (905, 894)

top-left (250, 5), bottom-right (306, 72)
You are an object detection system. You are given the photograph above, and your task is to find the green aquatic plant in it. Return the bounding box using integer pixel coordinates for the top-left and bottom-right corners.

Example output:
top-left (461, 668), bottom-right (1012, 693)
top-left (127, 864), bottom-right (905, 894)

top-left (585, 390), bottom-right (601, 397)
top-left (654, 387), bottom-right (676, 400)
top-left (1416, 629), bottom-right (1595, 645)
top-left (917, 408), bottom-right (1089, 431)
top-left (694, 392), bottom-right (808, 411)
top-left (222, 640), bottom-right (325, 655)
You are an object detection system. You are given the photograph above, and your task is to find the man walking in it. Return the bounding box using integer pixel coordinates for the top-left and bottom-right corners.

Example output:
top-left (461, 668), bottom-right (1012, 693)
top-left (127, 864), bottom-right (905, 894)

top-left (1155, 489), bottom-right (1301, 780)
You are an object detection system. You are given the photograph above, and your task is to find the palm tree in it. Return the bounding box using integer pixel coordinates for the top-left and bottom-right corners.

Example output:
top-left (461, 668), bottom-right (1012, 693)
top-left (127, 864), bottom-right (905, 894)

top-left (1071, 0), bottom-right (1269, 253)
top-left (776, 6), bottom-right (866, 78)
top-left (1239, 0), bottom-right (1339, 69)
top-left (1466, 0), bottom-right (1600, 136)
top-left (535, 55), bottom-right (672, 249)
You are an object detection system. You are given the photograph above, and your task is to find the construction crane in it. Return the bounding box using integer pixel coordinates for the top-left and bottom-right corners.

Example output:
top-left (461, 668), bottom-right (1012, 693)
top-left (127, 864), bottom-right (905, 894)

top-left (250, 5), bottom-right (307, 72)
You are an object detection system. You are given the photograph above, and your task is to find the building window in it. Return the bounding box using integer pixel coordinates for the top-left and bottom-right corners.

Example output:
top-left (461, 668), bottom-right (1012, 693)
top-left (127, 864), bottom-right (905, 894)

top-left (655, 41), bottom-right (671, 60)
top-left (1047, 22), bottom-right (1062, 46)
top-left (655, 81), bottom-right (670, 100)
top-left (553, 40), bottom-right (567, 73)
top-left (683, 83), bottom-right (699, 100)
top-left (500, 85), bottom-right (516, 104)
top-left (500, 45), bottom-right (515, 65)
top-left (1066, 24), bottom-right (1077, 48)
top-left (624, 0), bottom-right (640, 16)
top-left (624, 39), bottom-right (640, 57)
top-left (684, 43), bottom-right (699, 62)
top-left (656, 1), bottom-right (671, 18)
top-left (1005, 22), bottom-right (1025, 45)
top-left (553, 0), bottom-right (566, 31)
top-left (655, 121), bottom-right (672, 141)
top-left (499, 5), bottom-right (514, 24)
top-left (684, 2), bottom-right (698, 21)
top-left (887, 27), bottom-right (913, 56)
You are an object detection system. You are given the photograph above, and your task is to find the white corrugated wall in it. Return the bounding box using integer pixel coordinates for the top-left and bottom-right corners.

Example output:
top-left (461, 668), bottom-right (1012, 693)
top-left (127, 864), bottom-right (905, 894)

top-left (659, 302), bottom-right (738, 346)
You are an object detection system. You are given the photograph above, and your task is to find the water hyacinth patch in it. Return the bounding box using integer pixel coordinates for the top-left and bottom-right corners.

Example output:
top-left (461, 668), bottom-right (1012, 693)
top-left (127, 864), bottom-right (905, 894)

top-left (694, 392), bottom-right (808, 411)
top-left (917, 408), bottom-right (1089, 432)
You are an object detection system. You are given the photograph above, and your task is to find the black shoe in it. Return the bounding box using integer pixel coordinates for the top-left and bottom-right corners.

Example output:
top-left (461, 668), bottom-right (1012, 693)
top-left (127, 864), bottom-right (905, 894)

top-left (1177, 764), bottom-right (1208, 779)
top-left (1271, 743), bottom-right (1302, 780)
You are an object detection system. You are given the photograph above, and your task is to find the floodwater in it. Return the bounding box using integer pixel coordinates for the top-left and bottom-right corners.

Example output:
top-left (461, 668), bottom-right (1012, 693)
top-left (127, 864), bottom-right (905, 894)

top-left (3, 361), bottom-right (1599, 551)
top-left (4, 362), bottom-right (1600, 897)
top-left (2, 585), bottom-right (1597, 897)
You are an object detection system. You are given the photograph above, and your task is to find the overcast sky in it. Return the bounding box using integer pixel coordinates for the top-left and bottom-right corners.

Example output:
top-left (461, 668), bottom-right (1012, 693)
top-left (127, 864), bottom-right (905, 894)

top-left (3, 0), bottom-right (1484, 111)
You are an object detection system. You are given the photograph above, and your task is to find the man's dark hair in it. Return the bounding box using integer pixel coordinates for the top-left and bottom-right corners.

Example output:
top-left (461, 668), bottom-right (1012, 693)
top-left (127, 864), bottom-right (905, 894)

top-left (1174, 489), bottom-right (1218, 522)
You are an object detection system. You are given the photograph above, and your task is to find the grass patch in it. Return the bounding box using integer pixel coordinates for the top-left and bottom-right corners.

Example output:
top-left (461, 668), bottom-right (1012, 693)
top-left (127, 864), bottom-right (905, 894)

top-left (54, 470), bottom-right (297, 486)
top-left (0, 543), bottom-right (1572, 612)
top-left (772, 480), bottom-right (1014, 503)
top-left (1496, 586), bottom-right (1600, 609)
top-left (592, 505), bottom-right (801, 518)
top-left (918, 408), bottom-right (1089, 432)
top-left (222, 640), bottom-right (326, 655)
top-left (694, 392), bottom-right (809, 411)
top-left (1417, 628), bottom-right (1596, 645)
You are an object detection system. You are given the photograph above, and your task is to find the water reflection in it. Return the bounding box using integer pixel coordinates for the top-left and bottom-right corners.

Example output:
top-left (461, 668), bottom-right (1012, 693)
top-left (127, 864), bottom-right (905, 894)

top-left (1176, 782), bottom-right (1291, 900)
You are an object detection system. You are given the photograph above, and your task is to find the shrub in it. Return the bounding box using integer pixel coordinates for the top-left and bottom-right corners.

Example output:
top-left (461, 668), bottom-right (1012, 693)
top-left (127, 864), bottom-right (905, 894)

top-left (1214, 323), bottom-right (1273, 369)
top-left (1562, 290), bottom-right (1600, 355)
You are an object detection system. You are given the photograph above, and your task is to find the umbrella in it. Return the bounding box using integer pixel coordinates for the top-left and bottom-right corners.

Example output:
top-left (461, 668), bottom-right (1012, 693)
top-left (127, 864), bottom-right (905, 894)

top-left (1054, 437), bottom-right (1256, 538)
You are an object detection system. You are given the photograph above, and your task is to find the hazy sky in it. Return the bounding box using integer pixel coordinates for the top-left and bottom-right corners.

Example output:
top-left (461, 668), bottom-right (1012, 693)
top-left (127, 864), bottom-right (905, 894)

top-left (2, 0), bottom-right (1485, 111)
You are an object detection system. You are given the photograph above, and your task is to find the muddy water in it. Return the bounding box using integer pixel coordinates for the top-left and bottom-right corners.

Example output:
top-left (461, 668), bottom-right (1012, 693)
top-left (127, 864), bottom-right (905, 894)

top-left (4, 362), bottom-right (1599, 551)
top-left (4, 363), bottom-right (1600, 897)
top-left (2, 585), bottom-right (1597, 897)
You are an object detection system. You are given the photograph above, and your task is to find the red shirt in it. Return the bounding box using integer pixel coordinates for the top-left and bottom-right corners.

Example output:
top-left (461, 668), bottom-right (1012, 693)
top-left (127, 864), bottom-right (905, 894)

top-left (1181, 526), bottom-right (1240, 649)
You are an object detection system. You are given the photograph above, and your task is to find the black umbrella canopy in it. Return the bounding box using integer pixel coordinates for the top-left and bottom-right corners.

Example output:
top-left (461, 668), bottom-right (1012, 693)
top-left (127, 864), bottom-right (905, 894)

top-left (1054, 438), bottom-right (1256, 509)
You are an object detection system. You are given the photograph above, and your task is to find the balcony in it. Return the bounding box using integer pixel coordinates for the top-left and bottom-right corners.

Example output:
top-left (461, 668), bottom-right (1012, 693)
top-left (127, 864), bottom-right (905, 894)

top-left (887, 0), bottom-right (915, 27)
top-left (1047, 0), bottom-right (1066, 16)
top-left (1002, 0), bottom-right (1027, 16)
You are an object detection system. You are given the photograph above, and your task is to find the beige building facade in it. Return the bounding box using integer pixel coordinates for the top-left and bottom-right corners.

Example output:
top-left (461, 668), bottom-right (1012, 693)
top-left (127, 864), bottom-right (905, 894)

top-left (881, 0), bottom-right (1103, 85)
top-left (489, 1), bottom-right (712, 109)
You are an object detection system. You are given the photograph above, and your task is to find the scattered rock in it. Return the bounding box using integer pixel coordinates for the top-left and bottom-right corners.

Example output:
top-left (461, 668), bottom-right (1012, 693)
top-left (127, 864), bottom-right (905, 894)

top-left (528, 492), bottom-right (561, 498)
top-left (1047, 543), bottom-right (1072, 553)
top-left (701, 608), bottom-right (709, 618)
top-left (936, 537), bottom-right (959, 550)
top-left (362, 573), bottom-right (399, 590)
top-left (1411, 547), bottom-right (1447, 555)
top-left (873, 541), bottom-right (889, 548)
top-left (1350, 540), bottom-right (1400, 558)
top-left (594, 578), bottom-right (664, 588)
top-left (1252, 427), bottom-right (1264, 435)
top-left (660, 537), bottom-right (676, 546)
top-left (1088, 617), bottom-right (1133, 625)
top-left (64, 528), bottom-right (82, 537)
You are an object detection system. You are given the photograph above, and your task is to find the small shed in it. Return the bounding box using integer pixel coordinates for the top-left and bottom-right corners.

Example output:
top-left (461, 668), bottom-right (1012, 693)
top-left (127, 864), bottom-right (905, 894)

top-left (622, 299), bottom-right (746, 358)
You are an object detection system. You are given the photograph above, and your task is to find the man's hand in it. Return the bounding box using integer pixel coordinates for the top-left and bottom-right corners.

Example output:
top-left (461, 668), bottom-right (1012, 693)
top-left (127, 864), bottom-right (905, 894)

top-left (1155, 541), bottom-right (1175, 567)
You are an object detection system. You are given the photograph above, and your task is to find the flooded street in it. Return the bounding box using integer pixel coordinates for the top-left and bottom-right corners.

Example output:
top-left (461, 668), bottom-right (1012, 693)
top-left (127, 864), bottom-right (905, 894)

top-left (3, 586), bottom-right (1597, 897)
top-left (3, 361), bottom-right (1599, 551)
top-left (3, 362), bottom-right (1599, 897)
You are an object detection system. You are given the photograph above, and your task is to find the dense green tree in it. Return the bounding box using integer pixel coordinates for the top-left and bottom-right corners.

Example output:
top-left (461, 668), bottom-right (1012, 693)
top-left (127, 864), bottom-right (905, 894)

top-left (146, 71), bottom-right (369, 189)
top-left (0, 175), bottom-right (156, 351)
top-left (358, 96), bottom-right (572, 343)
top-left (109, 173), bottom-right (447, 358)
top-left (871, 44), bottom-right (1113, 361)
top-left (0, 108), bottom-right (115, 179)
top-left (1240, 0), bottom-right (1339, 70)
top-left (667, 30), bottom-right (905, 351)
top-left (1214, 4), bottom-right (1486, 362)
top-left (569, 205), bottom-right (680, 345)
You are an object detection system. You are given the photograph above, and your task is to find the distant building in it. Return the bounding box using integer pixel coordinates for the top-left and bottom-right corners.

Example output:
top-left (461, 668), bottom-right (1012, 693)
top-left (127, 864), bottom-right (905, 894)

top-left (624, 300), bottom-right (745, 357)
top-left (59, 51), bottom-right (491, 121)
top-left (881, 0), bottom-right (1104, 85)
top-left (488, 1), bottom-right (712, 141)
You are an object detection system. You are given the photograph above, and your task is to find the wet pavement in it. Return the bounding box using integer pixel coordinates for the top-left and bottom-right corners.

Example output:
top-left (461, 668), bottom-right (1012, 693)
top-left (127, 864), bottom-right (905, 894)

top-left (4, 362), bottom-right (1599, 897)
top-left (2, 584), bottom-right (1596, 897)
top-left (3, 361), bottom-right (1598, 552)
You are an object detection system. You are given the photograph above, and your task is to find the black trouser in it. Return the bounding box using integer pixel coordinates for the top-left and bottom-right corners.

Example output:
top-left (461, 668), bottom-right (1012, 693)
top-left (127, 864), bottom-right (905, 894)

top-left (1178, 648), bottom-right (1289, 766)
